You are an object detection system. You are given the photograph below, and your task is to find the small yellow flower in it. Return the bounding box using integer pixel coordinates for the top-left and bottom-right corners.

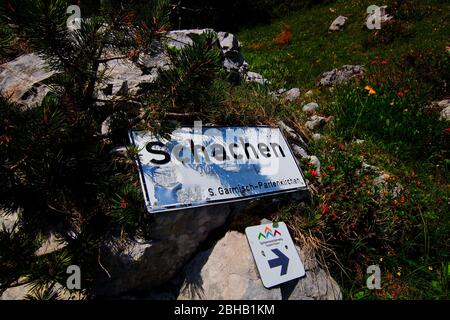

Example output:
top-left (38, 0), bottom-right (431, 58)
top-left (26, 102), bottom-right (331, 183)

top-left (396, 271), bottom-right (401, 277)
top-left (390, 101), bottom-right (395, 106)
top-left (365, 85), bottom-right (376, 96)
top-left (428, 266), bottom-right (433, 271)
top-left (379, 257), bottom-right (383, 262)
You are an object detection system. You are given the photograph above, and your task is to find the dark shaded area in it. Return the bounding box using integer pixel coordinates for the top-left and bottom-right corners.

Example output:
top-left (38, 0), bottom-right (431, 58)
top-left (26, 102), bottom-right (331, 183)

top-left (76, 0), bottom-right (332, 32)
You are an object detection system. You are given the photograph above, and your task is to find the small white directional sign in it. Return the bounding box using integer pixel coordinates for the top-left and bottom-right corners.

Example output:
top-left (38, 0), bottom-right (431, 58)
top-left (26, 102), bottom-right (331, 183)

top-left (245, 222), bottom-right (305, 288)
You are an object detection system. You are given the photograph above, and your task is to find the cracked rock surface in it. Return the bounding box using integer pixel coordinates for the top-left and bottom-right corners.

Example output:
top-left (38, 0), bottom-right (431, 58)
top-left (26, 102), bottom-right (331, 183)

top-left (177, 231), bottom-right (342, 300)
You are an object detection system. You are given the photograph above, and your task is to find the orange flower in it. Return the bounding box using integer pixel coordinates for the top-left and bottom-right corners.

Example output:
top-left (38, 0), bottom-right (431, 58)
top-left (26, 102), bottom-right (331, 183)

top-left (365, 85), bottom-right (376, 95)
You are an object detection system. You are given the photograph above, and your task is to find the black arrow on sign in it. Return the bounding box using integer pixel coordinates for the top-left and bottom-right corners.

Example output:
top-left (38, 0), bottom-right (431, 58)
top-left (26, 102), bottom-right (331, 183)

top-left (268, 248), bottom-right (289, 275)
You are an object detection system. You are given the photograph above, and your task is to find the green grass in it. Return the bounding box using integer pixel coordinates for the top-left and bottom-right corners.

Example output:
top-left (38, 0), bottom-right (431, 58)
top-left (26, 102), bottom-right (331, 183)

top-left (238, 0), bottom-right (450, 89)
top-left (238, 0), bottom-right (450, 299)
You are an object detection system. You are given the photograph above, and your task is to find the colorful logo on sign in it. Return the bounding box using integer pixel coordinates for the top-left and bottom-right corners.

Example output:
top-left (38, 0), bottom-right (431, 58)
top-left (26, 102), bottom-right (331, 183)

top-left (258, 226), bottom-right (282, 240)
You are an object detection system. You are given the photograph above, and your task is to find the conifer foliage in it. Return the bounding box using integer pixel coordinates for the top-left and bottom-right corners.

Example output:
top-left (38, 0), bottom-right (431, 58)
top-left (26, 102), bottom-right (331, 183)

top-left (0, 0), bottom-right (228, 298)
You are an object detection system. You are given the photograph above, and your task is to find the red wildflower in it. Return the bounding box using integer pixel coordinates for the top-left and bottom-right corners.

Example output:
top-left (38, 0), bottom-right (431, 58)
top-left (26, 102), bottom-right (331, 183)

top-left (370, 59), bottom-right (377, 65)
top-left (415, 180), bottom-right (422, 186)
top-left (338, 143), bottom-right (346, 151)
top-left (397, 91), bottom-right (406, 97)
top-left (309, 169), bottom-right (319, 177)
top-left (321, 203), bottom-right (328, 215)
top-left (272, 24), bottom-right (292, 46)
top-left (411, 171), bottom-right (416, 177)
top-left (400, 196), bottom-right (405, 204)
top-left (120, 199), bottom-right (129, 208)
top-left (381, 60), bottom-right (389, 65)
top-left (443, 128), bottom-right (450, 134)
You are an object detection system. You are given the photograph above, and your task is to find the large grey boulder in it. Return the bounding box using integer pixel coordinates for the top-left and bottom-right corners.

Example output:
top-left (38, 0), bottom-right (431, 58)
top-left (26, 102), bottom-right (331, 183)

top-left (0, 53), bottom-right (56, 107)
top-left (0, 29), bottom-right (265, 109)
top-left (97, 53), bottom-right (157, 101)
top-left (177, 231), bottom-right (341, 300)
top-left (317, 65), bottom-right (365, 87)
top-left (93, 203), bottom-right (243, 296)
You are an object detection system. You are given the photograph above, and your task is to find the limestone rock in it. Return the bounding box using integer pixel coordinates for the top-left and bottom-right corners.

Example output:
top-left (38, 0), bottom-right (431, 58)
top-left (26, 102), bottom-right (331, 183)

top-left (305, 115), bottom-right (327, 131)
top-left (1, 29), bottom-right (266, 109)
top-left (0, 209), bottom-right (20, 232)
top-left (329, 16), bottom-right (348, 32)
top-left (308, 155), bottom-right (321, 176)
top-left (317, 65), bottom-right (365, 87)
top-left (0, 282), bottom-right (85, 300)
top-left (245, 71), bottom-right (269, 85)
top-left (218, 31), bottom-right (246, 73)
top-left (282, 88), bottom-right (301, 102)
top-left (292, 145), bottom-right (309, 158)
top-left (373, 173), bottom-right (403, 197)
top-left (177, 231), bottom-right (342, 300)
top-left (302, 102), bottom-right (318, 113)
top-left (278, 120), bottom-right (308, 150)
top-left (97, 55), bottom-right (156, 101)
top-left (93, 203), bottom-right (241, 296)
top-left (164, 29), bottom-right (214, 49)
top-left (0, 284), bottom-right (30, 300)
top-left (440, 107), bottom-right (450, 121)
top-left (0, 53), bottom-right (55, 107)
top-left (34, 233), bottom-right (67, 257)
top-left (361, 162), bottom-right (384, 176)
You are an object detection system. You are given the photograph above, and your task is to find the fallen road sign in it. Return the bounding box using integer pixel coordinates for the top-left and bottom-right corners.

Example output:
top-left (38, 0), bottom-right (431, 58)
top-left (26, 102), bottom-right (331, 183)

top-left (129, 125), bottom-right (308, 213)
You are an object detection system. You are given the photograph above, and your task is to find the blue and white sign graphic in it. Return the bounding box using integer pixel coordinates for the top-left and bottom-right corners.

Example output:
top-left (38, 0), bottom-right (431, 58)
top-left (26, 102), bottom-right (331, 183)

top-left (245, 222), bottom-right (306, 288)
top-left (129, 125), bottom-right (308, 213)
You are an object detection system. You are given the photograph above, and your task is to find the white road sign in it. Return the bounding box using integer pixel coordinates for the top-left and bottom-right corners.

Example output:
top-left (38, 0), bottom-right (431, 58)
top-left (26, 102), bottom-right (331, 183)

top-left (245, 222), bottom-right (305, 288)
top-left (129, 125), bottom-right (308, 213)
